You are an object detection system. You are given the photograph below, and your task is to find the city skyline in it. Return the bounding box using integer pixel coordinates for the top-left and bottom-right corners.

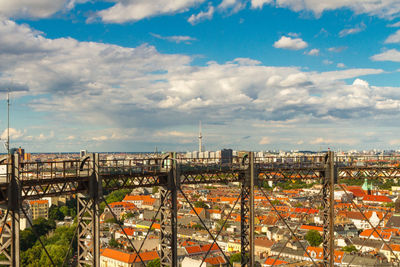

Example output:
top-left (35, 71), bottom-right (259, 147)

top-left (1, 1), bottom-right (400, 152)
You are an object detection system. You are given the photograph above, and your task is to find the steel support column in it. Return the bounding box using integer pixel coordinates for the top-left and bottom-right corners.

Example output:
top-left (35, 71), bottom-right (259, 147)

top-left (0, 154), bottom-right (21, 266)
top-left (322, 151), bottom-right (335, 267)
top-left (77, 153), bottom-right (101, 267)
top-left (241, 152), bottom-right (254, 267)
top-left (160, 153), bottom-right (178, 267)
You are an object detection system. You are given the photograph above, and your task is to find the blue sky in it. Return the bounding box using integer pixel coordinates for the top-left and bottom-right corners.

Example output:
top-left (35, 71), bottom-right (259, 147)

top-left (1, 0), bottom-right (400, 152)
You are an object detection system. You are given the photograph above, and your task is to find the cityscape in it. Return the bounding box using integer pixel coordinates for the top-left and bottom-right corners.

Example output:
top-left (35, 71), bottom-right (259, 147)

top-left (1, 145), bottom-right (400, 266)
top-left (2, 0), bottom-right (400, 266)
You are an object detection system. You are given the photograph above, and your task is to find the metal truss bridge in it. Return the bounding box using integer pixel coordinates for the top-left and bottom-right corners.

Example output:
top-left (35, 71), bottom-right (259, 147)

top-left (0, 152), bottom-right (400, 266)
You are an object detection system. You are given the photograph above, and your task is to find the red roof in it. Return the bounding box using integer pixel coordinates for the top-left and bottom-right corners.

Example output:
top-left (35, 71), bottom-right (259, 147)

top-left (185, 245), bottom-right (202, 255)
top-left (189, 207), bottom-right (204, 215)
top-left (204, 256), bottom-right (226, 265)
top-left (101, 248), bottom-right (158, 263)
top-left (119, 227), bottom-right (135, 236)
top-left (359, 229), bottom-right (392, 241)
top-left (346, 186), bottom-right (366, 197)
top-left (264, 258), bottom-right (288, 266)
top-left (363, 195), bottom-right (392, 203)
top-left (293, 208), bottom-right (319, 214)
top-left (304, 246), bottom-right (344, 264)
top-left (29, 200), bottom-right (48, 205)
top-left (201, 243), bottom-right (219, 252)
top-left (300, 225), bottom-right (323, 232)
top-left (109, 202), bottom-right (137, 209)
top-left (123, 195), bottom-right (153, 202)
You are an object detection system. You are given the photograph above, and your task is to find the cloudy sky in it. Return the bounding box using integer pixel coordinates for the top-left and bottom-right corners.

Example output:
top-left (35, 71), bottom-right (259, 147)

top-left (1, 0), bottom-right (400, 152)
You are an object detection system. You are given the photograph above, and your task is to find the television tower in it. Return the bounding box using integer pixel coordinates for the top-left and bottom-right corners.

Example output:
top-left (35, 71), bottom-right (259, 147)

top-left (198, 121), bottom-right (202, 153)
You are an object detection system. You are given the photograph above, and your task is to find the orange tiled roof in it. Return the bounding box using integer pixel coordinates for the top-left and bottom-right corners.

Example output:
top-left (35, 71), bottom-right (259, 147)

top-left (101, 248), bottom-right (158, 263)
top-left (359, 229), bottom-right (392, 240)
top-left (264, 258), bottom-right (288, 266)
top-left (305, 246), bottom-right (344, 264)
top-left (201, 243), bottom-right (219, 252)
top-left (363, 195), bottom-right (392, 203)
top-left (204, 255), bottom-right (226, 265)
top-left (123, 195), bottom-right (153, 202)
top-left (109, 201), bottom-right (137, 209)
top-left (382, 244), bottom-right (400, 252)
top-left (189, 207), bottom-right (204, 215)
top-left (300, 225), bottom-right (323, 232)
top-left (119, 227), bottom-right (135, 236)
top-left (29, 200), bottom-right (48, 205)
top-left (185, 245), bottom-right (202, 255)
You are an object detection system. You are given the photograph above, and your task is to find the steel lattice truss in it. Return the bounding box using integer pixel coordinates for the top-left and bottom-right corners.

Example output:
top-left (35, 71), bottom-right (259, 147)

top-left (0, 153), bottom-right (400, 266)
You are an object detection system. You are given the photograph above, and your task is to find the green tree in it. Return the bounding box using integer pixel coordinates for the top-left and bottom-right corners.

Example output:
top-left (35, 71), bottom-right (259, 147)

top-left (305, 230), bottom-right (323, 247)
top-left (194, 201), bottom-right (208, 208)
top-left (216, 219), bottom-right (230, 231)
top-left (109, 238), bottom-right (120, 248)
top-left (192, 223), bottom-right (205, 230)
top-left (49, 206), bottom-right (64, 221)
top-left (20, 229), bottom-right (36, 251)
top-left (152, 186), bottom-right (159, 194)
top-left (21, 223), bottom-right (76, 266)
top-left (39, 244), bottom-right (69, 266)
top-left (147, 258), bottom-right (160, 267)
top-left (230, 253), bottom-right (241, 264)
top-left (100, 189), bottom-right (131, 212)
top-left (32, 217), bottom-right (56, 237)
top-left (342, 245), bottom-right (357, 253)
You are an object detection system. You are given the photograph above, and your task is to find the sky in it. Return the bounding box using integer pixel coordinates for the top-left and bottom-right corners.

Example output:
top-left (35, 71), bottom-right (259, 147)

top-left (1, 1), bottom-right (400, 152)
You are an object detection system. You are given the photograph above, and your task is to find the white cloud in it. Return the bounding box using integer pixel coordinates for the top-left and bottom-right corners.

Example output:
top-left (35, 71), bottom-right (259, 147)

top-left (323, 59), bottom-right (333, 65)
top-left (371, 49), bottom-right (400, 62)
top-left (0, 0), bottom-right (68, 18)
top-left (339, 23), bottom-right (366, 37)
top-left (337, 63), bottom-right (346, 68)
top-left (150, 33), bottom-right (197, 44)
top-left (96, 0), bottom-right (205, 23)
top-left (259, 137), bottom-right (271, 145)
top-left (310, 137), bottom-right (357, 145)
top-left (307, 48), bottom-right (319, 56)
top-left (272, 0), bottom-right (400, 19)
top-left (1, 128), bottom-right (24, 140)
top-left (273, 36), bottom-right (308, 50)
top-left (218, 0), bottom-right (246, 13)
top-left (388, 21), bottom-right (400, 27)
top-left (385, 29), bottom-right (400, 43)
top-left (1, 19), bottom-right (399, 151)
top-left (188, 4), bottom-right (214, 25)
top-left (328, 46), bottom-right (347, 53)
top-left (251, 0), bottom-right (273, 9)
top-left (155, 131), bottom-right (194, 138)
top-left (390, 139), bottom-right (400, 145)
top-left (92, 136), bottom-right (108, 141)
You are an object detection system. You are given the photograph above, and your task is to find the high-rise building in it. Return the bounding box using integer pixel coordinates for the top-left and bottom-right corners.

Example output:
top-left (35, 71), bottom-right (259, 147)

top-left (221, 149), bottom-right (233, 165)
top-left (80, 149), bottom-right (88, 158)
top-left (28, 199), bottom-right (49, 220)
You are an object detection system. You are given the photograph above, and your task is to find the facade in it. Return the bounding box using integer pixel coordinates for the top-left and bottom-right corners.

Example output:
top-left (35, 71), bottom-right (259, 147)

top-left (100, 248), bottom-right (158, 267)
top-left (28, 199), bottom-right (49, 220)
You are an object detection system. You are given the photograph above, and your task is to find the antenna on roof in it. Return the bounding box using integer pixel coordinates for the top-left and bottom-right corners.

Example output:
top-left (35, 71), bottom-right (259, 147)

top-left (0, 89), bottom-right (10, 154)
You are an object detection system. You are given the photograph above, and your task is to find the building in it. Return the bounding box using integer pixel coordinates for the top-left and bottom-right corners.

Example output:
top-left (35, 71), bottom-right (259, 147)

top-left (28, 200), bottom-right (49, 220)
top-left (100, 248), bottom-right (159, 267)
top-left (221, 149), bottom-right (233, 165)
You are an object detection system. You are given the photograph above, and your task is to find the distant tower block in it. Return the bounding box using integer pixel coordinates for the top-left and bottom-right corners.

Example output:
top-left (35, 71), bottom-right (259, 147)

top-left (198, 121), bottom-right (202, 153)
top-left (80, 149), bottom-right (88, 158)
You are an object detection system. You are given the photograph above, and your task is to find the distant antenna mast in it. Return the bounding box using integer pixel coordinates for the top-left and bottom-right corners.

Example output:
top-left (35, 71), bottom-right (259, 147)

top-left (198, 121), bottom-right (202, 153)
top-left (6, 90), bottom-right (10, 155)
